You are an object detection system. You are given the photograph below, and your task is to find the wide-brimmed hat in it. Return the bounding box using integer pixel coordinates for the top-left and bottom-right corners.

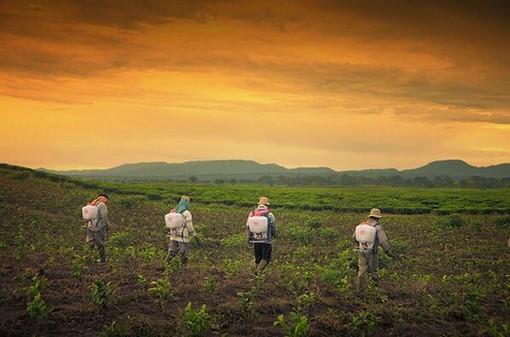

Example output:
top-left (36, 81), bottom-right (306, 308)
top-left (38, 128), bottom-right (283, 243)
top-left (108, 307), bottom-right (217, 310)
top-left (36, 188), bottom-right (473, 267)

top-left (257, 197), bottom-right (270, 205)
top-left (368, 208), bottom-right (382, 218)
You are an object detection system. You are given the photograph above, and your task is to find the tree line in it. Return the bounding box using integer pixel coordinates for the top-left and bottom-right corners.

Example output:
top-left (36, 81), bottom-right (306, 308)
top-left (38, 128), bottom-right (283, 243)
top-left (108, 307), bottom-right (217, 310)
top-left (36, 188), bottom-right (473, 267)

top-left (203, 174), bottom-right (510, 188)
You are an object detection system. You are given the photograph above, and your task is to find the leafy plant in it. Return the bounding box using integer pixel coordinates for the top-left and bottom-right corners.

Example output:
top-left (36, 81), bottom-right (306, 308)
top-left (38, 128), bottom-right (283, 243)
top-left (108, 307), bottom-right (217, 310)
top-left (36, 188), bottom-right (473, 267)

top-left (202, 276), bottom-right (217, 294)
top-left (274, 311), bottom-right (309, 337)
top-left (479, 319), bottom-right (510, 337)
top-left (349, 311), bottom-right (381, 337)
top-left (71, 255), bottom-right (86, 278)
top-left (26, 292), bottom-right (50, 320)
top-left (236, 291), bottom-right (254, 317)
top-left (98, 320), bottom-right (130, 337)
top-left (137, 274), bottom-right (148, 289)
top-left (224, 258), bottom-right (241, 280)
top-left (90, 280), bottom-right (113, 310)
top-left (148, 278), bottom-right (173, 302)
top-left (178, 302), bottom-right (213, 337)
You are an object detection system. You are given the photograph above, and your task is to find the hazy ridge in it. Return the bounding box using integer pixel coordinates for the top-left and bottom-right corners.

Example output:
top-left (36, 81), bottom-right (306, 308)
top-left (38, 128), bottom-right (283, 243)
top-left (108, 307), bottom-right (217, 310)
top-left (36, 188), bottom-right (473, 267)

top-left (38, 159), bottom-right (510, 180)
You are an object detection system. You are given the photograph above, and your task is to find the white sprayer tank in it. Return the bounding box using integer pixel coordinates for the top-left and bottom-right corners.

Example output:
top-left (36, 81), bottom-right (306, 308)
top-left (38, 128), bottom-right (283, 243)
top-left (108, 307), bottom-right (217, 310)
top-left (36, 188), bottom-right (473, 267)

top-left (165, 212), bottom-right (184, 229)
top-left (355, 223), bottom-right (376, 244)
top-left (247, 216), bottom-right (268, 234)
top-left (82, 205), bottom-right (98, 221)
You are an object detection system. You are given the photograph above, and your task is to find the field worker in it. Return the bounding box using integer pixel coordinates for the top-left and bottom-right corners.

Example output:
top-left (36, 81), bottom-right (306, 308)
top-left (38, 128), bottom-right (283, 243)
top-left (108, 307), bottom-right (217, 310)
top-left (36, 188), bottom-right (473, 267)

top-left (165, 196), bottom-right (197, 268)
top-left (352, 208), bottom-right (398, 294)
top-left (246, 196), bottom-right (277, 274)
top-left (86, 194), bottom-right (111, 263)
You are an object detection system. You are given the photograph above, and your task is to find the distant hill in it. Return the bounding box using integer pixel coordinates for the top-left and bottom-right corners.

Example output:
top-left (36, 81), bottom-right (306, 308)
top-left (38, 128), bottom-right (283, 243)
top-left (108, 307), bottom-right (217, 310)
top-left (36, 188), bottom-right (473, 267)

top-left (37, 159), bottom-right (510, 181)
top-left (401, 159), bottom-right (510, 178)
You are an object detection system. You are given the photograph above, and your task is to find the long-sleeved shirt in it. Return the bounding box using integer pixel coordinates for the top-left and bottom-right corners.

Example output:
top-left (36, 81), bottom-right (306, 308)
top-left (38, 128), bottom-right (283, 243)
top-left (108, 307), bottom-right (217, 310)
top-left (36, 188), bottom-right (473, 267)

top-left (89, 201), bottom-right (110, 232)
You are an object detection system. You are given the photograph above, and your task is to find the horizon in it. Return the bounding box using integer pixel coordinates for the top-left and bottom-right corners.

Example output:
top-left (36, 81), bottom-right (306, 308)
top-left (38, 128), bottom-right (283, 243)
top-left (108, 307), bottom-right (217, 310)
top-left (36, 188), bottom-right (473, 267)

top-left (1, 1), bottom-right (509, 171)
top-left (28, 157), bottom-right (509, 173)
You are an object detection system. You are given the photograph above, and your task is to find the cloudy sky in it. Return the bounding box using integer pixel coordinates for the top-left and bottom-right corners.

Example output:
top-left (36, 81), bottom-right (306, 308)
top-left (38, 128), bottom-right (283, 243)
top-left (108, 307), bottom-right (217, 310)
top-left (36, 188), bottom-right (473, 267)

top-left (1, 0), bottom-right (509, 171)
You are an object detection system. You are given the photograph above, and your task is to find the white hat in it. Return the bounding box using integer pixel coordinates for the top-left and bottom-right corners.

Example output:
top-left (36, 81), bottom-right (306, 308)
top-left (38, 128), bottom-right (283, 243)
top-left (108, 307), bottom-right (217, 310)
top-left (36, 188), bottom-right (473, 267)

top-left (257, 197), bottom-right (270, 205)
top-left (368, 208), bottom-right (382, 218)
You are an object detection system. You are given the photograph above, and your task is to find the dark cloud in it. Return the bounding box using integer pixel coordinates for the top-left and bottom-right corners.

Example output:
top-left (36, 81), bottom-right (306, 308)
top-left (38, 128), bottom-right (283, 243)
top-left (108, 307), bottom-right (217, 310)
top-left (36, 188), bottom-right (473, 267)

top-left (1, 0), bottom-right (509, 125)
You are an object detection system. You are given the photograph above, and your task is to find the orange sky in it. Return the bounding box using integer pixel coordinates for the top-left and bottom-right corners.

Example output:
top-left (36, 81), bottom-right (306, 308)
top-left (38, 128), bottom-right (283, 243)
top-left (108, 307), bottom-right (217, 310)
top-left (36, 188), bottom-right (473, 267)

top-left (1, 0), bottom-right (509, 171)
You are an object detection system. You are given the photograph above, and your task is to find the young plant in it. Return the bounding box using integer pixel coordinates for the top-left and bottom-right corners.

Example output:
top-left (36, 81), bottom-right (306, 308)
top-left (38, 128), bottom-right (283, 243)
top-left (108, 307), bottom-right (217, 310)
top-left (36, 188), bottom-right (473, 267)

top-left (148, 278), bottom-right (174, 302)
top-left (236, 291), bottom-right (254, 317)
top-left (137, 274), bottom-right (148, 289)
top-left (98, 320), bottom-right (130, 337)
top-left (89, 280), bottom-right (113, 310)
top-left (26, 276), bottom-right (50, 321)
top-left (202, 276), bottom-right (217, 294)
top-left (177, 302), bottom-right (213, 337)
top-left (26, 292), bottom-right (50, 320)
top-left (349, 311), bottom-right (381, 337)
top-left (71, 255), bottom-right (86, 278)
top-left (273, 311), bottom-right (310, 337)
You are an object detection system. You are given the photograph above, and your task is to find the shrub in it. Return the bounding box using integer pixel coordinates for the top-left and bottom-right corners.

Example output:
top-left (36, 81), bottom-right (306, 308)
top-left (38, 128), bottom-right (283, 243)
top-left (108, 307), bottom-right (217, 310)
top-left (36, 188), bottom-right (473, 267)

top-left (178, 302), bottom-right (213, 337)
top-left (438, 214), bottom-right (464, 228)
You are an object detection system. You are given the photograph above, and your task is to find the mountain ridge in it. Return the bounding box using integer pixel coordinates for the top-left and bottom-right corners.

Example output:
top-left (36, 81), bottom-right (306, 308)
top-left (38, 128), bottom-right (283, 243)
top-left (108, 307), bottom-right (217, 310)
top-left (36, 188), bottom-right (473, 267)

top-left (37, 159), bottom-right (510, 180)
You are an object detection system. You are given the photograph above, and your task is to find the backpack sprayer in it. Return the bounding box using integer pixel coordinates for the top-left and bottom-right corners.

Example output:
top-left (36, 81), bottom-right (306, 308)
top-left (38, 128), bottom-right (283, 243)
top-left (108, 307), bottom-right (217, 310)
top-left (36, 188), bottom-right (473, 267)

top-left (354, 223), bottom-right (376, 252)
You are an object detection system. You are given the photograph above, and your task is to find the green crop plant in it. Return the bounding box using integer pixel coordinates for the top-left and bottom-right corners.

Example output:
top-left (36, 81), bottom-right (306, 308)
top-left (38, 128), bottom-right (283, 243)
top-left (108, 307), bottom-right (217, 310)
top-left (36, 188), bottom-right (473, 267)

top-left (148, 278), bottom-right (174, 302)
top-left (139, 246), bottom-right (158, 261)
top-left (273, 311), bottom-right (310, 337)
top-left (202, 276), bottom-right (217, 294)
top-left (25, 276), bottom-right (50, 320)
top-left (71, 255), bottom-right (87, 278)
top-left (236, 291), bottom-right (254, 317)
top-left (438, 213), bottom-right (465, 228)
top-left (89, 280), bottom-right (113, 310)
top-left (27, 276), bottom-right (47, 297)
top-left (137, 274), bottom-right (148, 289)
top-left (220, 233), bottom-right (246, 250)
top-left (98, 320), bottom-right (130, 337)
top-left (109, 231), bottom-right (134, 248)
top-left (479, 319), bottom-right (510, 337)
top-left (224, 258), bottom-right (241, 280)
top-left (296, 291), bottom-right (316, 314)
top-left (14, 225), bottom-right (28, 261)
top-left (26, 292), bottom-right (50, 320)
top-left (177, 302), bottom-right (213, 337)
top-left (349, 311), bottom-right (381, 337)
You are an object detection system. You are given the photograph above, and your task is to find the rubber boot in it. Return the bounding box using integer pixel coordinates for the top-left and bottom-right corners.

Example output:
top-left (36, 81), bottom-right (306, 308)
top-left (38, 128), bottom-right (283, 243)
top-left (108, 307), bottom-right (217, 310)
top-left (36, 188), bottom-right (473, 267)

top-left (181, 256), bottom-right (188, 269)
top-left (356, 276), bottom-right (365, 294)
top-left (98, 246), bottom-right (106, 262)
top-left (255, 260), bottom-right (268, 275)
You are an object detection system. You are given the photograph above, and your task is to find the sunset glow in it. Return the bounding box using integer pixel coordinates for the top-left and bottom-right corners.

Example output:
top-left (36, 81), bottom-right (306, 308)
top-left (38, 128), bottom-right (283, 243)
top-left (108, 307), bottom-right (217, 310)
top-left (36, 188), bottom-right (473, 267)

top-left (1, 0), bottom-right (509, 171)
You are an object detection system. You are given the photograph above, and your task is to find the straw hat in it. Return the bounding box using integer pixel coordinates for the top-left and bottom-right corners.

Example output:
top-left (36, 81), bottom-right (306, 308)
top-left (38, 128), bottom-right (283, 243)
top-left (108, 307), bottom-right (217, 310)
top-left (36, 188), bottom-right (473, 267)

top-left (368, 208), bottom-right (382, 218)
top-left (257, 197), bottom-right (270, 205)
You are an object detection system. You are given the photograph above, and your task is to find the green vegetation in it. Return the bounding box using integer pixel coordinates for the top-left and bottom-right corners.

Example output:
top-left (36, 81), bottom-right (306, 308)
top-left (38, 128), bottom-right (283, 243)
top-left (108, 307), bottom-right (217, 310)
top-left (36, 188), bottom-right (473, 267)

top-left (0, 164), bottom-right (509, 336)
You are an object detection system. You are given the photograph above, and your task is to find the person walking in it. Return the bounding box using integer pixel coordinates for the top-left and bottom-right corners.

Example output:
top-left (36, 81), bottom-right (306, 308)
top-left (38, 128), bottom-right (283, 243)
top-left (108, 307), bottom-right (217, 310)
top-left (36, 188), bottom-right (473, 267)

top-left (86, 193), bottom-right (111, 263)
top-left (246, 196), bottom-right (276, 274)
top-left (165, 196), bottom-right (197, 268)
top-left (352, 208), bottom-right (398, 294)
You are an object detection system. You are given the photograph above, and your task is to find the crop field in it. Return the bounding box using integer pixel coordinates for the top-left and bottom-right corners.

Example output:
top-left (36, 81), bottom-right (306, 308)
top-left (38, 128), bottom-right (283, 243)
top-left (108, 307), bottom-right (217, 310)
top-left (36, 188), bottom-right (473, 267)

top-left (0, 165), bottom-right (509, 336)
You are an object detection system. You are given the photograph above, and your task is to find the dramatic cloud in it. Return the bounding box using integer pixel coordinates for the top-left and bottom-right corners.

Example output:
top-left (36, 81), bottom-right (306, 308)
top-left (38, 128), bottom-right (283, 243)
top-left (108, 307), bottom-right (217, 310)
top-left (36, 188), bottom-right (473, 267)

top-left (0, 0), bottom-right (509, 170)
